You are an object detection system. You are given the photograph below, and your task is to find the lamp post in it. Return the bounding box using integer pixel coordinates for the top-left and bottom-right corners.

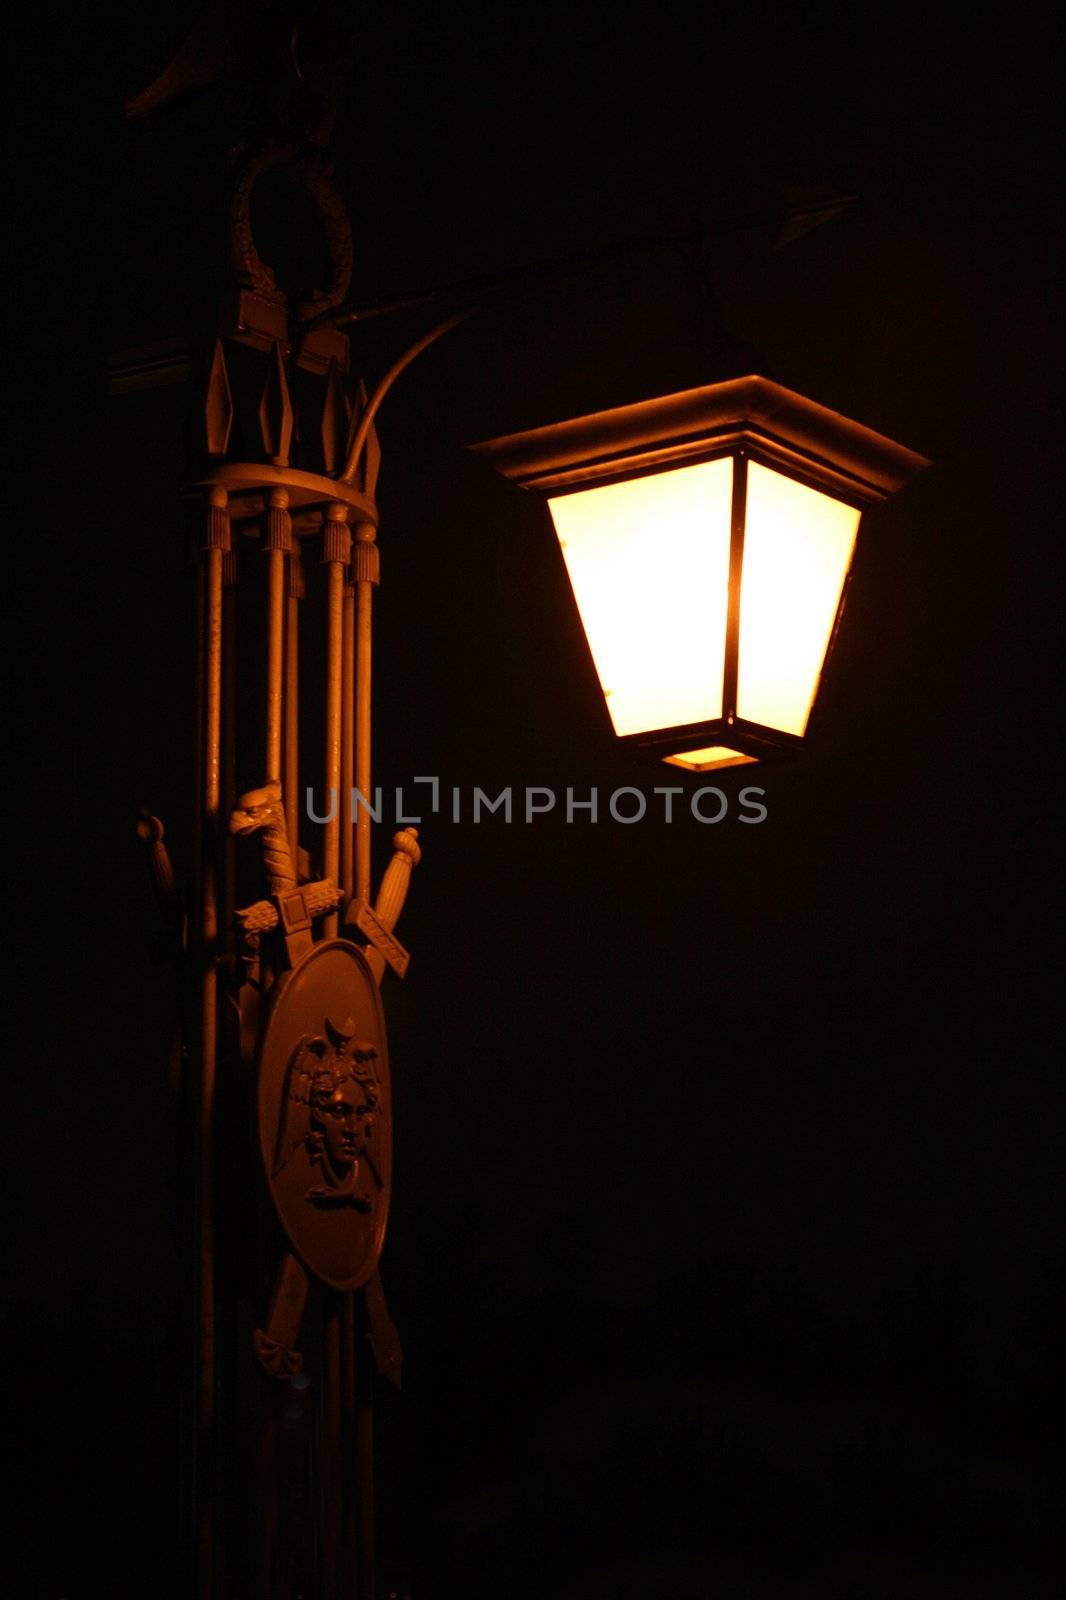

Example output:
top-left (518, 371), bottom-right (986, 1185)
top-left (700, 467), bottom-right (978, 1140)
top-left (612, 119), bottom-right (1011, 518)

top-left (121, 20), bottom-right (930, 1600)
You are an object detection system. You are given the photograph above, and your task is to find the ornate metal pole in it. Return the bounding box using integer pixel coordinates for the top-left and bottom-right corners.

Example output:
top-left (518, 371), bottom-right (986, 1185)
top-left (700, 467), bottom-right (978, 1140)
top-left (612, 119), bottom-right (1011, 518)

top-left (323, 506), bottom-right (351, 939)
top-left (126, 24), bottom-right (421, 1594)
top-left (223, 545), bottom-right (240, 947)
top-left (286, 549), bottom-right (304, 858)
top-left (353, 521), bottom-right (379, 907)
top-left (264, 488), bottom-right (292, 788)
top-left (341, 564), bottom-right (355, 902)
top-left (197, 485), bottom-right (229, 1594)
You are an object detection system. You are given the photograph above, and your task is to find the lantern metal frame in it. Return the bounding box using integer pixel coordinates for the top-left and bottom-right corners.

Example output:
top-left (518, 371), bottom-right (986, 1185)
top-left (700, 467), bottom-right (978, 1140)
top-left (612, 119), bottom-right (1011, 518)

top-left (472, 376), bottom-right (930, 767)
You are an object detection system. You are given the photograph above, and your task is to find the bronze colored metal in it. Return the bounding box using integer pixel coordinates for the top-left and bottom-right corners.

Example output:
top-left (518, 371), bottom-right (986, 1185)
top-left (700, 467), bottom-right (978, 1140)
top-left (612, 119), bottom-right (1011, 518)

top-left (353, 523), bottom-right (378, 904)
top-left (222, 547), bottom-right (239, 957)
top-left (223, 287), bottom-right (352, 374)
top-left (259, 340), bottom-right (295, 465)
top-left (323, 508), bottom-right (352, 939)
top-left (205, 339), bottom-right (234, 458)
top-left (191, 464), bottom-right (377, 556)
top-left (124, 53), bottom-right (445, 1588)
top-left (231, 782), bottom-right (300, 896)
top-left (228, 142), bottom-right (353, 325)
top-left (340, 311), bottom-right (471, 487)
top-left (198, 486), bottom-right (229, 1594)
top-left (346, 827), bottom-right (422, 981)
top-left (257, 941), bottom-right (391, 1293)
top-left (363, 1271), bottom-right (403, 1391)
top-left (190, 255), bottom-right (409, 1598)
top-left (285, 549), bottom-right (304, 855)
top-left (263, 490), bottom-right (291, 785)
top-left (230, 780), bottom-right (342, 968)
top-left (348, 901), bottom-right (410, 981)
top-left (136, 810), bottom-right (183, 948)
top-left (191, 463), bottom-right (378, 532)
top-left (369, 827), bottom-right (421, 932)
top-left (341, 571), bottom-right (355, 902)
top-left (470, 374), bottom-right (930, 503)
top-left (254, 1253), bottom-right (311, 1377)
top-left (721, 452), bottom-right (748, 723)
top-left (236, 881), bottom-right (344, 937)
top-left (351, 379), bottom-right (382, 503)
top-left (322, 358), bottom-right (353, 476)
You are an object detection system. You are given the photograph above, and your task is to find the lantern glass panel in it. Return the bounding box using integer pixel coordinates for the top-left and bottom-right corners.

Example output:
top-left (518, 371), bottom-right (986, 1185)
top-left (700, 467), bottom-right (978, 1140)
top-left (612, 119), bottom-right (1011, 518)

top-left (737, 462), bottom-right (861, 736)
top-left (547, 458), bottom-right (733, 737)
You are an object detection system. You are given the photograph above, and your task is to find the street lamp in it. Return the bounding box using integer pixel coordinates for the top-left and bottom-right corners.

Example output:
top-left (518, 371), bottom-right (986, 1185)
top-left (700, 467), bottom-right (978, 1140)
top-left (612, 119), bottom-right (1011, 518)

top-left (474, 377), bottom-right (928, 770)
top-left (120, 18), bottom-right (930, 1597)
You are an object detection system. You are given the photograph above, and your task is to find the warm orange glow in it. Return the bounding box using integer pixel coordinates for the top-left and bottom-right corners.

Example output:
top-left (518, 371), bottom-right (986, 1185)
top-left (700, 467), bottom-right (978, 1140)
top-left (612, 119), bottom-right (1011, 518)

top-left (737, 463), bottom-right (860, 735)
top-left (663, 746), bottom-right (758, 772)
top-left (547, 459), bottom-right (733, 737)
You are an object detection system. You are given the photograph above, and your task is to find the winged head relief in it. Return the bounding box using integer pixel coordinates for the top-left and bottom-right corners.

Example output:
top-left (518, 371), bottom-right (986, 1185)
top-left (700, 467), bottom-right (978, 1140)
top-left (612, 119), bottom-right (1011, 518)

top-left (274, 1015), bottom-right (383, 1210)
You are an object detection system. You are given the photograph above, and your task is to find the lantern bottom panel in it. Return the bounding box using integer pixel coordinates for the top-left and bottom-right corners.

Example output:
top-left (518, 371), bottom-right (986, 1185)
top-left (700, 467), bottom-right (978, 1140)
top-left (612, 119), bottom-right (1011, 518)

top-left (621, 716), bottom-right (805, 771)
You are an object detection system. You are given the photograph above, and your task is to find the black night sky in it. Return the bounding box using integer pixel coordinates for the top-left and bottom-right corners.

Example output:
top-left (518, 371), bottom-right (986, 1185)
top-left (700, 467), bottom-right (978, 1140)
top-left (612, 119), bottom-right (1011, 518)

top-left (10, 5), bottom-right (1061, 1597)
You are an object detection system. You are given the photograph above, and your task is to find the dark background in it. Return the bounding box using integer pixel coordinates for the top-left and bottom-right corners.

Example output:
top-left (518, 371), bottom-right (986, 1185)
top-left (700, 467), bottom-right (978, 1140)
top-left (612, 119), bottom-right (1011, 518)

top-left (9, 4), bottom-right (1061, 1596)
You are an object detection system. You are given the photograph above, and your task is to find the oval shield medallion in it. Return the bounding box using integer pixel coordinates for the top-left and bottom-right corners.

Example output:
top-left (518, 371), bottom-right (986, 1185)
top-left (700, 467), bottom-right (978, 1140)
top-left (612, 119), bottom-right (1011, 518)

top-left (257, 939), bottom-right (391, 1291)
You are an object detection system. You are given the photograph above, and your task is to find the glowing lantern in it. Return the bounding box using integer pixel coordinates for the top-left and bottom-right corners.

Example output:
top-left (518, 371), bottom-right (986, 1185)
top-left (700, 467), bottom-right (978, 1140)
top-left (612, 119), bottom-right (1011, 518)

top-left (473, 377), bottom-right (928, 769)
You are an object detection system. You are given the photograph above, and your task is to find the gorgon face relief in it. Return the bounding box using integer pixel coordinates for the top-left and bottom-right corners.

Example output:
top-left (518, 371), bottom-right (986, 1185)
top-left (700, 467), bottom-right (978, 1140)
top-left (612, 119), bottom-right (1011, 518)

top-left (274, 1015), bottom-right (384, 1211)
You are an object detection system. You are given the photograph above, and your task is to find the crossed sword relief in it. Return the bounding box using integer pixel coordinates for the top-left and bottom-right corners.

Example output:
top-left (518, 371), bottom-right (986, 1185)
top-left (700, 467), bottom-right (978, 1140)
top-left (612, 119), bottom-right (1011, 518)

top-left (230, 779), bottom-right (419, 1385)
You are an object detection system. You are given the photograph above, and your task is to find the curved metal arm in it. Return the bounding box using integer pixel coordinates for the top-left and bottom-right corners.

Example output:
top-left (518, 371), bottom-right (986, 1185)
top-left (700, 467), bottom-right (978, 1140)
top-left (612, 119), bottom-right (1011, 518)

top-left (339, 308), bottom-right (476, 485)
top-left (336, 191), bottom-right (858, 488)
top-left (318, 193), bottom-right (858, 333)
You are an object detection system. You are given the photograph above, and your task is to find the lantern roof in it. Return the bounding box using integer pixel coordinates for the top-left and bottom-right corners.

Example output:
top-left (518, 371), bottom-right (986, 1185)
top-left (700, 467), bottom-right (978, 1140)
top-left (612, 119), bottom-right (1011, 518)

top-left (471, 375), bottom-right (929, 505)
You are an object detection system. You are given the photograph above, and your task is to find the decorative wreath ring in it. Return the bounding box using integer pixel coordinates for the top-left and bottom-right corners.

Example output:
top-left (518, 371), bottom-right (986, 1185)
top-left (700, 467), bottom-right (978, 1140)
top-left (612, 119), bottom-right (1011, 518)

top-left (230, 142), bottom-right (353, 321)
